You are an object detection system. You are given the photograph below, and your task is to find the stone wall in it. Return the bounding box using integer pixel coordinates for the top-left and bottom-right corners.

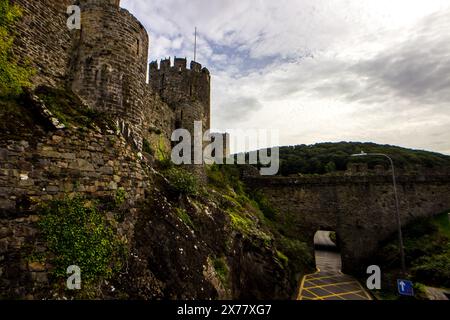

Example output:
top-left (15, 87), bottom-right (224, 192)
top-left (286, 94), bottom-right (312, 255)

top-left (0, 118), bottom-right (151, 296)
top-left (149, 58), bottom-right (211, 133)
top-left (142, 88), bottom-right (175, 157)
top-left (244, 173), bottom-right (450, 274)
top-left (0, 128), bottom-right (147, 215)
top-left (11, 0), bottom-right (213, 155)
top-left (12, 0), bottom-right (73, 88)
top-left (71, 0), bottom-right (149, 150)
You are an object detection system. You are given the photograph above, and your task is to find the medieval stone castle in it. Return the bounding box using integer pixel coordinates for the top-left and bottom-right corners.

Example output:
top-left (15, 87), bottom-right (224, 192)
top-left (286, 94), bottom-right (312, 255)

top-left (13, 0), bottom-right (212, 154)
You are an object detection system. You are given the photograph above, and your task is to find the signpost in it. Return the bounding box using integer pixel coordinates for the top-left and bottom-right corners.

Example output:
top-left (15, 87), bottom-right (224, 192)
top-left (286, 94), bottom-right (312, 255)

top-left (397, 279), bottom-right (414, 297)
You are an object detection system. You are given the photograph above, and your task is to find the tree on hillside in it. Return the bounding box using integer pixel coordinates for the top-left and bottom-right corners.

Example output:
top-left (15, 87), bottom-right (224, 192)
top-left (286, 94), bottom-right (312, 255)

top-left (0, 0), bottom-right (33, 97)
top-left (274, 142), bottom-right (450, 176)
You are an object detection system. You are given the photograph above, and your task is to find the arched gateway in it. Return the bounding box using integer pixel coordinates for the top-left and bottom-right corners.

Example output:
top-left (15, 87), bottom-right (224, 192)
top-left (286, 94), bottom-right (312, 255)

top-left (243, 171), bottom-right (450, 274)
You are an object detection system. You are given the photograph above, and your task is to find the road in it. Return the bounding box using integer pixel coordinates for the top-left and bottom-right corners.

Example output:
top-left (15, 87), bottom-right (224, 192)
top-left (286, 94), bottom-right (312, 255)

top-left (314, 230), bottom-right (336, 248)
top-left (298, 231), bottom-right (372, 300)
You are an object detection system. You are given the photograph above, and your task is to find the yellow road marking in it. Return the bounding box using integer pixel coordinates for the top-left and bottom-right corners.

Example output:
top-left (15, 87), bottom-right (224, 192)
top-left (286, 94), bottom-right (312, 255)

top-left (303, 289), bottom-right (322, 298)
top-left (303, 280), bottom-right (357, 290)
top-left (353, 292), bottom-right (371, 299)
top-left (306, 285), bottom-right (343, 297)
top-left (355, 278), bottom-right (373, 300)
top-left (297, 274), bottom-right (307, 300)
top-left (299, 286), bottom-right (321, 300)
top-left (313, 289), bottom-right (367, 300)
top-left (298, 268), bottom-right (322, 300)
top-left (298, 269), bottom-right (372, 301)
top-left (305, 274), bottom-right (348, 281)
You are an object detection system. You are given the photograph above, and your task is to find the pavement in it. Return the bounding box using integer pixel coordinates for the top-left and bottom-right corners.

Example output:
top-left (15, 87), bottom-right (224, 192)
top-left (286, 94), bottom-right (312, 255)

top-left (298, 231), bottom-right (372, 301)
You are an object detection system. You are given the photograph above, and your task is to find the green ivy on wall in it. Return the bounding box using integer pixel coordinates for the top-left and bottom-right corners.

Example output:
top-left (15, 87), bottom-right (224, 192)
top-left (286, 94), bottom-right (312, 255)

top-left (38, 197), bottom-right (126, 284)
top-left (0, 0), bottom-right (34, 97)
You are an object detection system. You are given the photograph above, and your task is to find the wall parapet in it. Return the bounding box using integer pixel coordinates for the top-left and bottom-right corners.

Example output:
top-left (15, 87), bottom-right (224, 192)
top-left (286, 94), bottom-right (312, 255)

top-left (149, 58), bottom-right (210, 75)
top-left (243, 172), bottom-right (450, 187)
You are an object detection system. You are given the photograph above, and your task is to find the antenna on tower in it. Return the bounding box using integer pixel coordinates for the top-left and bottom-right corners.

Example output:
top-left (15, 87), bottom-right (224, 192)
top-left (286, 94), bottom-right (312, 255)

top-left (194, 27), bottom-right (197, 62)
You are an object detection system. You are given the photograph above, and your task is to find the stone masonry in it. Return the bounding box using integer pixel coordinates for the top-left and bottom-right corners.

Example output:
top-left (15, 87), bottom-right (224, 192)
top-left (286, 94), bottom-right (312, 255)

top-left (12, 0), bottom-right (211, 154)
top-left (244, 171), bottom-right (450, 274)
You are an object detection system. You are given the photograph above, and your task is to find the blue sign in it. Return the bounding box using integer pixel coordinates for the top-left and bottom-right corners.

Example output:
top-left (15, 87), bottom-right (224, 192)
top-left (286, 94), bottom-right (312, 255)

top-left (397, 279), bottom-right (414, 296)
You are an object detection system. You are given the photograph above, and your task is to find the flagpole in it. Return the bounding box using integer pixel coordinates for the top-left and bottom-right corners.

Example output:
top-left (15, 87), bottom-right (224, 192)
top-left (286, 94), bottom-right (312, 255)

top-left (194, 27), bottom-right (197, 62)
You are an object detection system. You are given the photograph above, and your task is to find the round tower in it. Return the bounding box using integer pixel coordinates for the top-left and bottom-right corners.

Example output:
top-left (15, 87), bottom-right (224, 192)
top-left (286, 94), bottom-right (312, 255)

top-left (149, 58), bottom-right (211, 134)
top-left (70, 0), bottom-right (149, 149)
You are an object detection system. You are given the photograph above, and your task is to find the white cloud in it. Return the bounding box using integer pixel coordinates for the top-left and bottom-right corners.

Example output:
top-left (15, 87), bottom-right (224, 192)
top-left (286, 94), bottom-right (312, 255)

top-left (122, 0), bottom-right (450, 155)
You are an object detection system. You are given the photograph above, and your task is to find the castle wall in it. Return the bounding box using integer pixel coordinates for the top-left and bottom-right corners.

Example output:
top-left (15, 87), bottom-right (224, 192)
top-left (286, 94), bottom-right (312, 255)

top-left (244, 174), bottom-right (450, 275)
top-left (0, 126), bottom-right (149, 296)
top-left (0, 129), bottom-right (148, 214)
top-left (12, 0), bottom-right (73, 88)
top-left (149, 59), bottom-right (211, 133)
top-left (11, 0), bottom-right (212, 156)
top-left (71, 1), bottom-right (149, 149)
top-left (142, 88), bottom-right (175, 158)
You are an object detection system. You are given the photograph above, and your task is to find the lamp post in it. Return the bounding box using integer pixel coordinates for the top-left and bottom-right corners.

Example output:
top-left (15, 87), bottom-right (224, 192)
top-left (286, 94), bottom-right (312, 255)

top-left (351, 151), bottom-right (407, 275)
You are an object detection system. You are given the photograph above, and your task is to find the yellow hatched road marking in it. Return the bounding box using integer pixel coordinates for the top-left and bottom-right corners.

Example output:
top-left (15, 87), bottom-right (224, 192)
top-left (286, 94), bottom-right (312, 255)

top-left (305, 274), bottom-right (347, 281)
top-left (356, 278), bottom-right (373, 300)
top-left (305, 285), bottom-right (343, 297)
top-left (297, 274), bottom-right (307, 300)
top-left (306, 274), bottom-right (342, 281)
top-left (303, 289), bottom-right (321, 299)
top-left (313, 289), bottom-right (367, 300)
top-left (298, 270), bottom-right (372, 300)
top-left (353, 292), bottom-right (371, 299)
top-left (303, 280), bottom-right (357, 290)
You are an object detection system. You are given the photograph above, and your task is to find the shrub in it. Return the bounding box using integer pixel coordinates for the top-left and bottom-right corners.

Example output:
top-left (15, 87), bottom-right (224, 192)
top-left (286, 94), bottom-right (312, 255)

top-left (228, 211), bottom-right (253, 232)
top-left (156, 136), bottom-right (169, 162)
top-left (212, 257), bottom-right (230, 287)
top-left (277, 236), bottom-right (313, 273)
top-left (142, 138), bottom-right (154, 156)
top-left (176, 207), bottom-right (195, 230)
top-left (114, 187), bottom-right (127, 207)
top-left (206, 164), bottom-right (244, 195)
top-left (276, 250), bottom-right (289, 269)
top-left (329, 231), bottom-right (337, 244)
top-left (38, 197), bottom-right (125, 283)
top-left (248, 190), bottom-right (277, 221)
top-left (412, 252), bottom-right (450, 287)
top-left (164, 167), bottom-right (199, 195)
top-left (377, 212), bottom-right (450, 291)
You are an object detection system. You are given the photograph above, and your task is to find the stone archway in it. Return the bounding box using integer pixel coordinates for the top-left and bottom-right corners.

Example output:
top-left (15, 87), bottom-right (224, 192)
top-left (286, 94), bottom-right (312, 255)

top-left (314, 230), bottom-right (342, 273)
top-left (243, 172), bottom-right (450, 275)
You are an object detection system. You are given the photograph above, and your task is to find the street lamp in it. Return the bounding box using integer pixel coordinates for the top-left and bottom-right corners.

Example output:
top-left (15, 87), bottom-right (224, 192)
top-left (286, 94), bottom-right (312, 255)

top-left (351, 151), bottom-right (407, 275)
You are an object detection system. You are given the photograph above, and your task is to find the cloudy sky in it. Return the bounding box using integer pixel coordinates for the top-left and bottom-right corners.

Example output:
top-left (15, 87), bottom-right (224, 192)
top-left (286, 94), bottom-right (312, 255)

top-left (122, 0), bottom-right (450, 154)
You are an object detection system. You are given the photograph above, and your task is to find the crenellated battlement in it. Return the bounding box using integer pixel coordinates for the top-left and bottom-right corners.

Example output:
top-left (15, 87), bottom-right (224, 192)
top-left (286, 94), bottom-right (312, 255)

top-left (148, 57), bottom-right (211, 103)
top-left (149, 57), bottom-right (210, 76)
top-left (149, 56), bottom-right (211, 133)
top-left (12, 0), bottom-right (212, 153)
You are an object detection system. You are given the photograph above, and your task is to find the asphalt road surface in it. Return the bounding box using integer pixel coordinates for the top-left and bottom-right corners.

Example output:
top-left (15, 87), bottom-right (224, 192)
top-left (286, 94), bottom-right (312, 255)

top-left (314, 231), bottom-right (336, 248)
top-left (298, 231), bottom-right (372, 300)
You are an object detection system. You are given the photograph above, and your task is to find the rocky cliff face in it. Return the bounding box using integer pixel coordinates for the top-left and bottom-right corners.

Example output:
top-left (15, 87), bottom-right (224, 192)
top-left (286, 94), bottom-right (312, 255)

top-left (0, 88), bottom-right (295, 300)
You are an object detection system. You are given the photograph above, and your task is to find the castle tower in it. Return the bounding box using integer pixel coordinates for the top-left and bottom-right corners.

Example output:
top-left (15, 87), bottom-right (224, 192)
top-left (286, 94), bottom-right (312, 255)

top-left (149, 58), bottom-right (211, 135)
top-left (70, 0), bottom-right (149, 149)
